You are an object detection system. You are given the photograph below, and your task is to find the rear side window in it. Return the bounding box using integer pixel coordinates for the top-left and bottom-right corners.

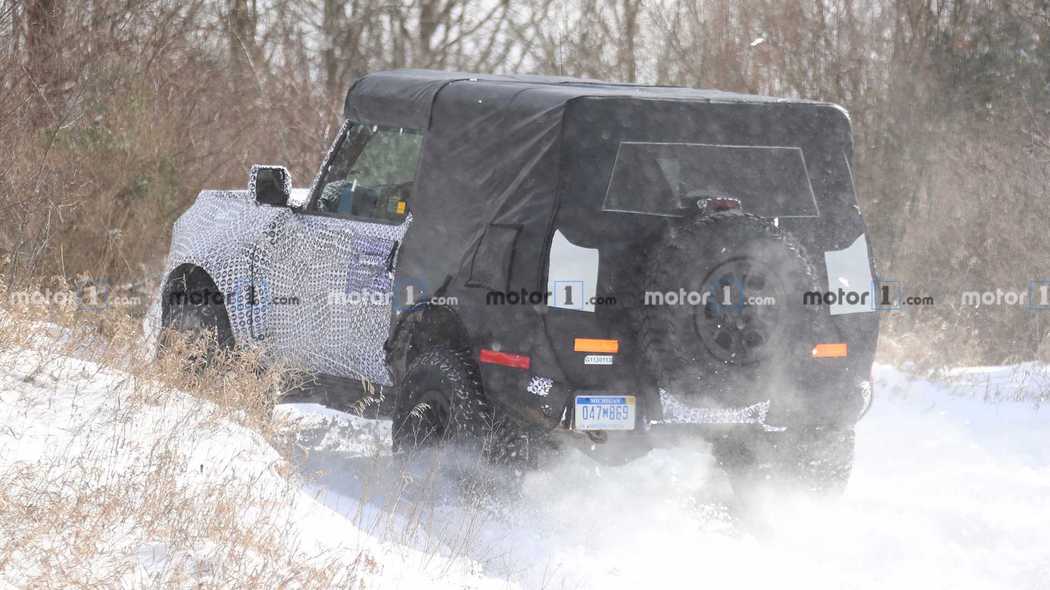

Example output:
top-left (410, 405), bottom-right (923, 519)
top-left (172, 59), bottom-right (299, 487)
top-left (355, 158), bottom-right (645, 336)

top-left (311, 124), bottom-right (423, 223)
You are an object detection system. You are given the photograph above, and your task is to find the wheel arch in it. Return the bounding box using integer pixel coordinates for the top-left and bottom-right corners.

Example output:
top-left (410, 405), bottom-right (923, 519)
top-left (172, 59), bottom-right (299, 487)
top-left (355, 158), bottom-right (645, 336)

top-left (386, 303), bottom-right (474, 382)
top-left (161, 263), bottom-right (230, 332)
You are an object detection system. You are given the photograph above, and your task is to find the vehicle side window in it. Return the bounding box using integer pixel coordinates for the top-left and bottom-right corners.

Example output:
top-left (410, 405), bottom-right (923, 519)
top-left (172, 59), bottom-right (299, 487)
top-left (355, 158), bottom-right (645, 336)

top-left (311, 124), bottom-right (423, 222)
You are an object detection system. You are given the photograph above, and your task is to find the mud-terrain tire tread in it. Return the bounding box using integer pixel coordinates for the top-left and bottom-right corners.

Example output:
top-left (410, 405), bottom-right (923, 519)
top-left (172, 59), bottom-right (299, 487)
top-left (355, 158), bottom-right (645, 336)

top-left (163, 295), bottom-right (234, 364)
top-left (639, 212), bottom-right (819, 398)
top-left (392, 347), bottom-right (537, 465)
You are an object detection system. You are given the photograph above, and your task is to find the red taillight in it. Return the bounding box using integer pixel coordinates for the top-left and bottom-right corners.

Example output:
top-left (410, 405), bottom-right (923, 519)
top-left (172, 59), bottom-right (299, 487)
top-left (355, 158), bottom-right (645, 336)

top-left (479, 349), bottom-right (531, 370)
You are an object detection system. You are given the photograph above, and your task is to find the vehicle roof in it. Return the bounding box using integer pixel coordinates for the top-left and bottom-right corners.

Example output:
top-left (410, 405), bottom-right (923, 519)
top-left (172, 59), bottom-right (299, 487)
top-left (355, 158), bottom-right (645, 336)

top-left (348, 70), bottom-right (853, 304)
top-left (343, 69), bottom-right (837, 129)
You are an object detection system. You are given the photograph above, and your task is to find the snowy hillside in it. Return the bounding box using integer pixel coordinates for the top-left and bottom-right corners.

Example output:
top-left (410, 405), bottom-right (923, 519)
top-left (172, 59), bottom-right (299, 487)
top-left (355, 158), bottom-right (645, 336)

top-left (0, 349), bottom-right (501, 588)
top-left (3, 348), bottom-right (1049, 588)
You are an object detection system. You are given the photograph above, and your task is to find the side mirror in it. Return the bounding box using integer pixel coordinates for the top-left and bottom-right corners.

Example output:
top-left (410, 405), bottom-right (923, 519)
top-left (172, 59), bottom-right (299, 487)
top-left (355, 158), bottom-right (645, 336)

top-left (249, 165), bottom-right (292, 207)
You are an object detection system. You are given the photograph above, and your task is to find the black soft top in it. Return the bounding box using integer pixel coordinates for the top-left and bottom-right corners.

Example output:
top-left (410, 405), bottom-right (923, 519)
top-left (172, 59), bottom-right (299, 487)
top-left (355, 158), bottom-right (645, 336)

top-left (346, 69), bottom-right (853, 304)
top-left (344, 69), bottom-right (831, 128)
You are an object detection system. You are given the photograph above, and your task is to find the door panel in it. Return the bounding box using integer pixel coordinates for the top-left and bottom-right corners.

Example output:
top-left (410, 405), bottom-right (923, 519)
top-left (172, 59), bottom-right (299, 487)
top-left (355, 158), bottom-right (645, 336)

top-left (250, 209), bottom-right (326, 370)
top-left (303, 214), bottom-right (411, 385)
top-left (301, 122), bottom-right (423, 384)
top-left (247, 122), bottom-right (424, 382)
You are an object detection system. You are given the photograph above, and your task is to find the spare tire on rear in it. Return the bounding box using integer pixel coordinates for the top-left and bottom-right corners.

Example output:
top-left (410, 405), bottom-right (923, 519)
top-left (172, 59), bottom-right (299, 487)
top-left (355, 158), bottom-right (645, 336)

top-left (640, 212), bottom-right (819, 406)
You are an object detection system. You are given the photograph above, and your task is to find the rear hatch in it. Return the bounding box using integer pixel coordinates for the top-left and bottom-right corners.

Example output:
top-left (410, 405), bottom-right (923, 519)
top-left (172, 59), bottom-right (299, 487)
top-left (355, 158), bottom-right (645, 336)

top-left (543, 96), bottom-right (878, 413)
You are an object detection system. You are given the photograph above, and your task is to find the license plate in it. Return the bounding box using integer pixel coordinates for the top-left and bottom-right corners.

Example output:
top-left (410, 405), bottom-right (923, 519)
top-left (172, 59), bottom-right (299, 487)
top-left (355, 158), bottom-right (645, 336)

top-left (574, 395), bottom-right (636, 431)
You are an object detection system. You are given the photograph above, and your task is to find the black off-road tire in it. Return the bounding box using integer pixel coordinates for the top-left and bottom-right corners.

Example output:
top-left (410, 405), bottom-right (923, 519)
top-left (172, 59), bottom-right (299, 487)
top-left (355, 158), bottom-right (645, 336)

top-left (392, 348), bottom-right (490, 451)
top-left (392, 348), bottom-right (534, 464)
top-left (162, 291), bottom-right (234, 366)
top-left (640, 212), bottom-right (820, 402)
top-left (714, 426), bottom-right (856, 497)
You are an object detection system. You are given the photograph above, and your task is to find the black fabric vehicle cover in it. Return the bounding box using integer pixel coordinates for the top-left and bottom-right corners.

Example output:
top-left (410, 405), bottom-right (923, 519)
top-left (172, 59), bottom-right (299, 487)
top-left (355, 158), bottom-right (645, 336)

top-left (343, 69), bottom-right (846, 300)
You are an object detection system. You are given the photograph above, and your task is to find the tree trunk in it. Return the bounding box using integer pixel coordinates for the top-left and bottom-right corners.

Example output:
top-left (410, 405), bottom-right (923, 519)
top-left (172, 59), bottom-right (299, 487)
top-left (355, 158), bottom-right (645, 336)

top-left (227, 0), bottom-right (256, 77)
top-left (323, 0), bottom-right (340, 100)
top-left (620, 0), bottom-right (641, 82)
top-left (25, 0), bottom-right (62, 127)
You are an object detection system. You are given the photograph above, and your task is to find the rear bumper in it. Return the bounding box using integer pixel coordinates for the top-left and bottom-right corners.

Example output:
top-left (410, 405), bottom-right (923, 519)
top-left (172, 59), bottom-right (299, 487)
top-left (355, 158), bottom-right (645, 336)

top-left (654, 392), bottom-right (785, 432)
top-left (547, 383), bottom-right (871, 465)
top-left (548, 398), bottom-right (791, 466)
top-left (510, 363), bottom-right (873, 430)
top-left (480, 310), bottom-right (877, 433)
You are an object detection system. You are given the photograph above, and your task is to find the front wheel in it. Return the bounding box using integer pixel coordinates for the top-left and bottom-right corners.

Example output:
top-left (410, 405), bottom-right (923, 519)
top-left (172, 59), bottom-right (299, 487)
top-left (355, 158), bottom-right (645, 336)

top-left (161, 285), bottom-right (233, 366)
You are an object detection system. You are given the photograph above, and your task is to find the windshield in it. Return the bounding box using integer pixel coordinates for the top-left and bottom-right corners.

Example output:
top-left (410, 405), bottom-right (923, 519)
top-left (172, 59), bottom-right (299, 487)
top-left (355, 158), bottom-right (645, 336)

top-left (602, 142), bottom-right (819, 218)
top-left (311, 123), bottom-right (423, 222)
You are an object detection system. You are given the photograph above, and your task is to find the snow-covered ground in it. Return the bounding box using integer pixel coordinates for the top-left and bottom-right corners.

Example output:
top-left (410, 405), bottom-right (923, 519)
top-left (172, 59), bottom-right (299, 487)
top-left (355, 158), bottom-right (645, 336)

top-left (3, 348), bottom-right (1049, 589)
top-left (0, 350), bottom-right (501, 588)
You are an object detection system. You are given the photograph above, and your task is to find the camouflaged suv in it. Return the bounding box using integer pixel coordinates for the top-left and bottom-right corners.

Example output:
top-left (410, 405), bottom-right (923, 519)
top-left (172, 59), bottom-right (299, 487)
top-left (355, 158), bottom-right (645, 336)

top-left (156, 70), bottom-right (879, 491)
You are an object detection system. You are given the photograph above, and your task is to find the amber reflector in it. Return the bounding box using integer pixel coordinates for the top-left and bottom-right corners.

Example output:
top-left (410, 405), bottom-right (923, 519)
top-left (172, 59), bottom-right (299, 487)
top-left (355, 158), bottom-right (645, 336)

top-left (812, 343), bottom-right (848, 358)
top-left (574, 338), bottom-right (620, 354)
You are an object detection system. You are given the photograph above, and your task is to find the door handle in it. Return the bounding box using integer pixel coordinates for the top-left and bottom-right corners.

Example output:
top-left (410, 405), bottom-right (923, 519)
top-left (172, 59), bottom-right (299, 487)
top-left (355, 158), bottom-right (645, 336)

top-left (386, 240), bottom-right (400, 274)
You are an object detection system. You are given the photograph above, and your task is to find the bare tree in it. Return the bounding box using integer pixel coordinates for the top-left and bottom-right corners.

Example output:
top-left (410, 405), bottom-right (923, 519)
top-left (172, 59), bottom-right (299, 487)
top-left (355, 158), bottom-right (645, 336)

top-left (227, 0), bottom-right (257, 76)
top-left (24, 0), bottom-right (63, 126)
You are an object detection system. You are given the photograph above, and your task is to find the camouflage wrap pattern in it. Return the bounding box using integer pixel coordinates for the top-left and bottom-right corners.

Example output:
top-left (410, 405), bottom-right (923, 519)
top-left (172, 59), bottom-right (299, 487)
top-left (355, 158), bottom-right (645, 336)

top-left (153, 187), bottom-right (410, 386)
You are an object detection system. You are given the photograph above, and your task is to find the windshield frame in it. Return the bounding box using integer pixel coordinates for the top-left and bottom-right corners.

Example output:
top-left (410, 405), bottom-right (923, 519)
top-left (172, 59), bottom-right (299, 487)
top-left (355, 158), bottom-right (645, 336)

top-left (304, 121), bottom-right (424, 225)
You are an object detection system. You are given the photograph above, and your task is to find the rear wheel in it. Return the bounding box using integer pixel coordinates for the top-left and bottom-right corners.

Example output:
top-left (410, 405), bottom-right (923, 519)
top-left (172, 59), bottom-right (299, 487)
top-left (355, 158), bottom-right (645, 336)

top-left (640, 212), bottom-right (852, 493)
top-left (392, 347), bottom-right (535, 464)
top-left (393, 348), bottom-right (487, 450)
top-left (714, 426), bottom-right (855, 496)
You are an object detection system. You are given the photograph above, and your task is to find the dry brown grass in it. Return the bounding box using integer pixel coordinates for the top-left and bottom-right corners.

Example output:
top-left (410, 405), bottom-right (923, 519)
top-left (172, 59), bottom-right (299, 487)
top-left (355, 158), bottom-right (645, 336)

top-left (0, 1), bottom-right (336, 289)
top-left (0, 289), bottom-right (511, 588)
top-left (0, 289), bottom-right (377, 587)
